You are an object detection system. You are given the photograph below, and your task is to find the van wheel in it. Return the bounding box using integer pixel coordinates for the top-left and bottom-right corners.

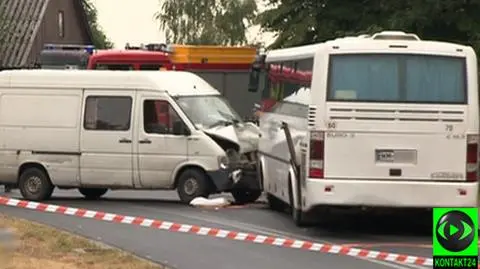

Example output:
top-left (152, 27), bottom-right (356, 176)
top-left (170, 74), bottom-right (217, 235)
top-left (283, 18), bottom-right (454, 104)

top-left (288, 177), bottom-right (312, 227)
top-left (176, 168), bottom-right (210, 204)
top-left (231, 188), bottom-right (262, 205)
top-left (78, 188), bottom-right (108, 200)
top-left (18, 167), bottom-right (54, 201)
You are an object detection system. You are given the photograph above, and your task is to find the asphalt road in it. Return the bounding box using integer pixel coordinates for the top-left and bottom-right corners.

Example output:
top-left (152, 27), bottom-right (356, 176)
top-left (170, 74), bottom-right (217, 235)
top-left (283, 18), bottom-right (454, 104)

top-left (0, 189), bottom-right (433, 269)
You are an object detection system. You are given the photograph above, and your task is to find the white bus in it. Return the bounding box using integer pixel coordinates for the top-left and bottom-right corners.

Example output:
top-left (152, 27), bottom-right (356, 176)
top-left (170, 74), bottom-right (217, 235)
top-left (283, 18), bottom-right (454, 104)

top-left (250, 31), bottom-right (479, 226)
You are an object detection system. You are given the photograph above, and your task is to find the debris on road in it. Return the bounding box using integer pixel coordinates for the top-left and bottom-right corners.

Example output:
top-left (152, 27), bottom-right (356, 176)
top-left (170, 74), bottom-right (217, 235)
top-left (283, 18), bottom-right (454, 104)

top-left (189, 197), bottom-right (231, 209)
top-left (0, 214), bottom-right (163, 269)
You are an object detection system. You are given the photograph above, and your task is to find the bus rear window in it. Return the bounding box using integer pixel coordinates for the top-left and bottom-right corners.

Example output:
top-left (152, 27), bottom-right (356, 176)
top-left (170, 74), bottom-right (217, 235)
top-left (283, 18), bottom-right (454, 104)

top-left (327, 54), bottom-right (467, 104)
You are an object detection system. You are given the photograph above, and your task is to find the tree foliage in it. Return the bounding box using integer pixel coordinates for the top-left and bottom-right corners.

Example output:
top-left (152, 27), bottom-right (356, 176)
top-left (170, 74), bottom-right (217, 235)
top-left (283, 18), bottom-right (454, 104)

top-left (81, 0), bottom-right (114, 49)
top-left (257, 0), bottom-right (480, 52)
top-left (155, 0), bottom-right (257, 45)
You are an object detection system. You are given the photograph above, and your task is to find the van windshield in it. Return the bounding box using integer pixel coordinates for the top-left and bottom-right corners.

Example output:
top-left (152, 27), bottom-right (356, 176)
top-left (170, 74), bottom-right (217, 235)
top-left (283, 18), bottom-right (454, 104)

top-left (176, 95), bottom-right (243, 128)
top-left (327, 54), bottom-right (466, 104)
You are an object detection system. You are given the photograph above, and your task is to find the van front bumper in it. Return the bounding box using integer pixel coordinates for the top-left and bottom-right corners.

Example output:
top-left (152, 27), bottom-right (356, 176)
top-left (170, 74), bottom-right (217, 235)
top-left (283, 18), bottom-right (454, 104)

top-left (207, 167), bottom-right (260, 192)
top-left (304, 178), bottom-right (478, 211)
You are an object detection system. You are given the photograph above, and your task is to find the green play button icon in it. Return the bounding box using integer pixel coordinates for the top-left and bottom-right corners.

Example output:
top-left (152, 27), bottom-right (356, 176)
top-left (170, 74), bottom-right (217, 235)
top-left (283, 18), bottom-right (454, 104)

top-left (434, 209), bottom-right (476, 253)
top-left (438, 219), bottom-right (473, 240)
top-left (450, 224), bottom-right (459, 236)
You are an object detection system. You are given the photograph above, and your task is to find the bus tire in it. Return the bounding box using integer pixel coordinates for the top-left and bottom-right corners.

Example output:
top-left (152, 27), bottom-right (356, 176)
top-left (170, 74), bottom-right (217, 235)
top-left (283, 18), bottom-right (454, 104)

top-left (79, 188), bottom-right (108, 200)
top-left (176, 168), bottom-right (210, 204)
top-left (266, 193), bottom-right (285, 211)
top-left (18, 167), bottom-right (54, 201)
top-left (256, 157), bottom-right (264, 190)
top-left (288, 177), bottom-right (311, 227)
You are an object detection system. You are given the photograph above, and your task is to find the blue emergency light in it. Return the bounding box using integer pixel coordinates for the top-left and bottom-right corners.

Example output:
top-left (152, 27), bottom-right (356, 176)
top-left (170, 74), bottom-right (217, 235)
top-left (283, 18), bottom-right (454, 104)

top-left (85, 45), bottom-right (95, 54)
top-left (43, 44), bottom-right (95, 54)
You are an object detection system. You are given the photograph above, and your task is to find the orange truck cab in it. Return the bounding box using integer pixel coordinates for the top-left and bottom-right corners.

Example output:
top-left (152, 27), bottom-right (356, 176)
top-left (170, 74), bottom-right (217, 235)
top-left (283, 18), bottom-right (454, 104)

top-left (39, 43), bottom-right (262, 119)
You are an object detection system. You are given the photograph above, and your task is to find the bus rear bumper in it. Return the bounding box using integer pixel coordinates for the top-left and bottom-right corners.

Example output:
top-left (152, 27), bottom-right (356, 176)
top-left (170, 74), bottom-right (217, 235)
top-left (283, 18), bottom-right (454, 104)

top-left (304, 179), bottom-right (478, 212)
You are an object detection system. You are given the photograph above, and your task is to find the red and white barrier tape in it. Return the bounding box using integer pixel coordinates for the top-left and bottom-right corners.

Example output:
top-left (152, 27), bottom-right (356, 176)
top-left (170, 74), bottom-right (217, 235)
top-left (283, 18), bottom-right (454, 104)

top-left (0, 196), bottom-right (433, 266)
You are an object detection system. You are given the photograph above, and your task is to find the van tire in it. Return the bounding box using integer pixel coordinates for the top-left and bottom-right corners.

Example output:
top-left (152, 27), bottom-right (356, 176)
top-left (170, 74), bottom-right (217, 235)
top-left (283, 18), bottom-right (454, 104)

top-left (78, 188), bottom-right (108, 200)
top-left (231, 188), bottom-right (262, 205)
top-left (176, 168), bottom-right (210, 204)
top-left (18, 167), bottom-right (54, 201)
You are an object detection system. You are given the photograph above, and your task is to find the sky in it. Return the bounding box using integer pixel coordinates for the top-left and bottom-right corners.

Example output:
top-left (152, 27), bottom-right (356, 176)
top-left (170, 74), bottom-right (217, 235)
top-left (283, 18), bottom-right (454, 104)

top-left (91, 0), bottom-right (276, 49)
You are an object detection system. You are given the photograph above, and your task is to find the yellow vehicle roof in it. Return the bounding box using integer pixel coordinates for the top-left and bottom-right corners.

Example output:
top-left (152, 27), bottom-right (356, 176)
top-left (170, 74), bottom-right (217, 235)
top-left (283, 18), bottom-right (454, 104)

top-left (169, 45), bottom-right (257, 64)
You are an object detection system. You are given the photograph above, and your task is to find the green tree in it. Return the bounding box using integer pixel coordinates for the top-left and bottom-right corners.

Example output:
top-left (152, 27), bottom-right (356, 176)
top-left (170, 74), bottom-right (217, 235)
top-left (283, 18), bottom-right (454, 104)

top-left (155, 0), bottom-right (257, 45)
top-left (81, 0), bottom-right (114, 49)
top-left (257, 0), bottom-right (480, 52)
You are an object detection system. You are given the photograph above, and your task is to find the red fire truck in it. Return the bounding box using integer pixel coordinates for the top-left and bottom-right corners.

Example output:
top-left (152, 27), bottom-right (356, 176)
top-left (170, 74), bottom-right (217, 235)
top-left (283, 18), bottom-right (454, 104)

top-left (39, 43), bottom-right (262, 119)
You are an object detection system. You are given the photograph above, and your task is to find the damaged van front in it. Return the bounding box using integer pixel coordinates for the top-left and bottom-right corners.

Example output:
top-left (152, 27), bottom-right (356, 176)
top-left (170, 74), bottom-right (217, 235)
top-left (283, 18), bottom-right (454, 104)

top-left (175, 95), bottom-right (262, 204)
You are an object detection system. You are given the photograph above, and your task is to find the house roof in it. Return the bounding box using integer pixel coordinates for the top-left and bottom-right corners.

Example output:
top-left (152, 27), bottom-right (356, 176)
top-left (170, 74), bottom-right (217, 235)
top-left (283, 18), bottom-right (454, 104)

top-left (74, 0), bottom-right (94, 46)
top-left (0, 0), bottom-right (93, 68)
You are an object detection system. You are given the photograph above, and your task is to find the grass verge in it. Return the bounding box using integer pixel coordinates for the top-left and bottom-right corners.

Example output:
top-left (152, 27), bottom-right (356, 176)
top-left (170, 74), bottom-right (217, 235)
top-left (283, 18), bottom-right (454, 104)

top-left (0, 214), bottom-right (162, 269)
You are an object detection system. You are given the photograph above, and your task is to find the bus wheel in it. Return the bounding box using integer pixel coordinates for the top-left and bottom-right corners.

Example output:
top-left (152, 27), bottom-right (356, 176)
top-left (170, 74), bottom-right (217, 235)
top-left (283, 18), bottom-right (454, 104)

top-left (176, 168), bottom-right (210, 204)
top-left (79, 188), bottom-right (108, 200)
top-left (266, 193), bottom-right (285, 211)
top-left (288, 177), bottom-right (311, 227)
top-left (231, 188), bottom-right (261, 205)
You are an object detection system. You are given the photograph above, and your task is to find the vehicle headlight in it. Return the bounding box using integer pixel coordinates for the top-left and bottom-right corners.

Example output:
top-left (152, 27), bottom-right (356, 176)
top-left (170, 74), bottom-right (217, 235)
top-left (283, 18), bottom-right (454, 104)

top-left (218, 156), bottom-right (229, 169)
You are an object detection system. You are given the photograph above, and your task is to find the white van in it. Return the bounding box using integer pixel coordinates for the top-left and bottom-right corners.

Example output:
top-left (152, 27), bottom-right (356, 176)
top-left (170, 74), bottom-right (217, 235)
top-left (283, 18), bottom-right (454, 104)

top-left (252, 31), bottom-right (479, 226)
top-left (0, 69), bottom-right (262, 203)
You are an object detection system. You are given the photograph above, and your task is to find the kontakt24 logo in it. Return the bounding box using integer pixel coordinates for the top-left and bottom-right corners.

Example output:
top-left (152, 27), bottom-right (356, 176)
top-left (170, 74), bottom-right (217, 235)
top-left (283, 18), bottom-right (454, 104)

top-left (433, 208), bottom-right (478, 269)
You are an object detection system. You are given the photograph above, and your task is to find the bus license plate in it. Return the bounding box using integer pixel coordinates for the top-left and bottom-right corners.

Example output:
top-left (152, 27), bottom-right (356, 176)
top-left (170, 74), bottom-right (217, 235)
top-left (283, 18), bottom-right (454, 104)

top-left (375, 149), bottom-right (417, 164)
top-left (375, 149), bottom-right (395, 163)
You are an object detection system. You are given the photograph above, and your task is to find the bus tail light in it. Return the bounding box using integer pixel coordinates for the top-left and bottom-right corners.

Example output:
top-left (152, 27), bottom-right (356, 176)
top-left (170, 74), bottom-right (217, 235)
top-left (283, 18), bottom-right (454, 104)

top-left (309, 131), bottom-right (324, 179)
top-left (466, 134), bottom-right (478, 182)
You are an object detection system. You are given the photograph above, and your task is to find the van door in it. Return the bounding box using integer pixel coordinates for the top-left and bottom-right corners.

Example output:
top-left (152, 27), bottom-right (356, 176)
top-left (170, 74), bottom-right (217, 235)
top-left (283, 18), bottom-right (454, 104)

top-left (136, 94), bottom-right (188, 188)
top-left (80, 90), bottom-right (135, 187)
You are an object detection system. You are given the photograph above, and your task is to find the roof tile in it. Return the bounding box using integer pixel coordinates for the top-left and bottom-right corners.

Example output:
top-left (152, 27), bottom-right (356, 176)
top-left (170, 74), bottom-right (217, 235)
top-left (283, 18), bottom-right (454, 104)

top-left (0, 0), bottom-right (49, 67)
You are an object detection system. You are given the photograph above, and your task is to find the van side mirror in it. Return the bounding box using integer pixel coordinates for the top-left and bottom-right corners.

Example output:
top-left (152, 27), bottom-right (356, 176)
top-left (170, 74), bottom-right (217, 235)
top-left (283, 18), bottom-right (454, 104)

top-left (248, 67), bottom-right (261, 92)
